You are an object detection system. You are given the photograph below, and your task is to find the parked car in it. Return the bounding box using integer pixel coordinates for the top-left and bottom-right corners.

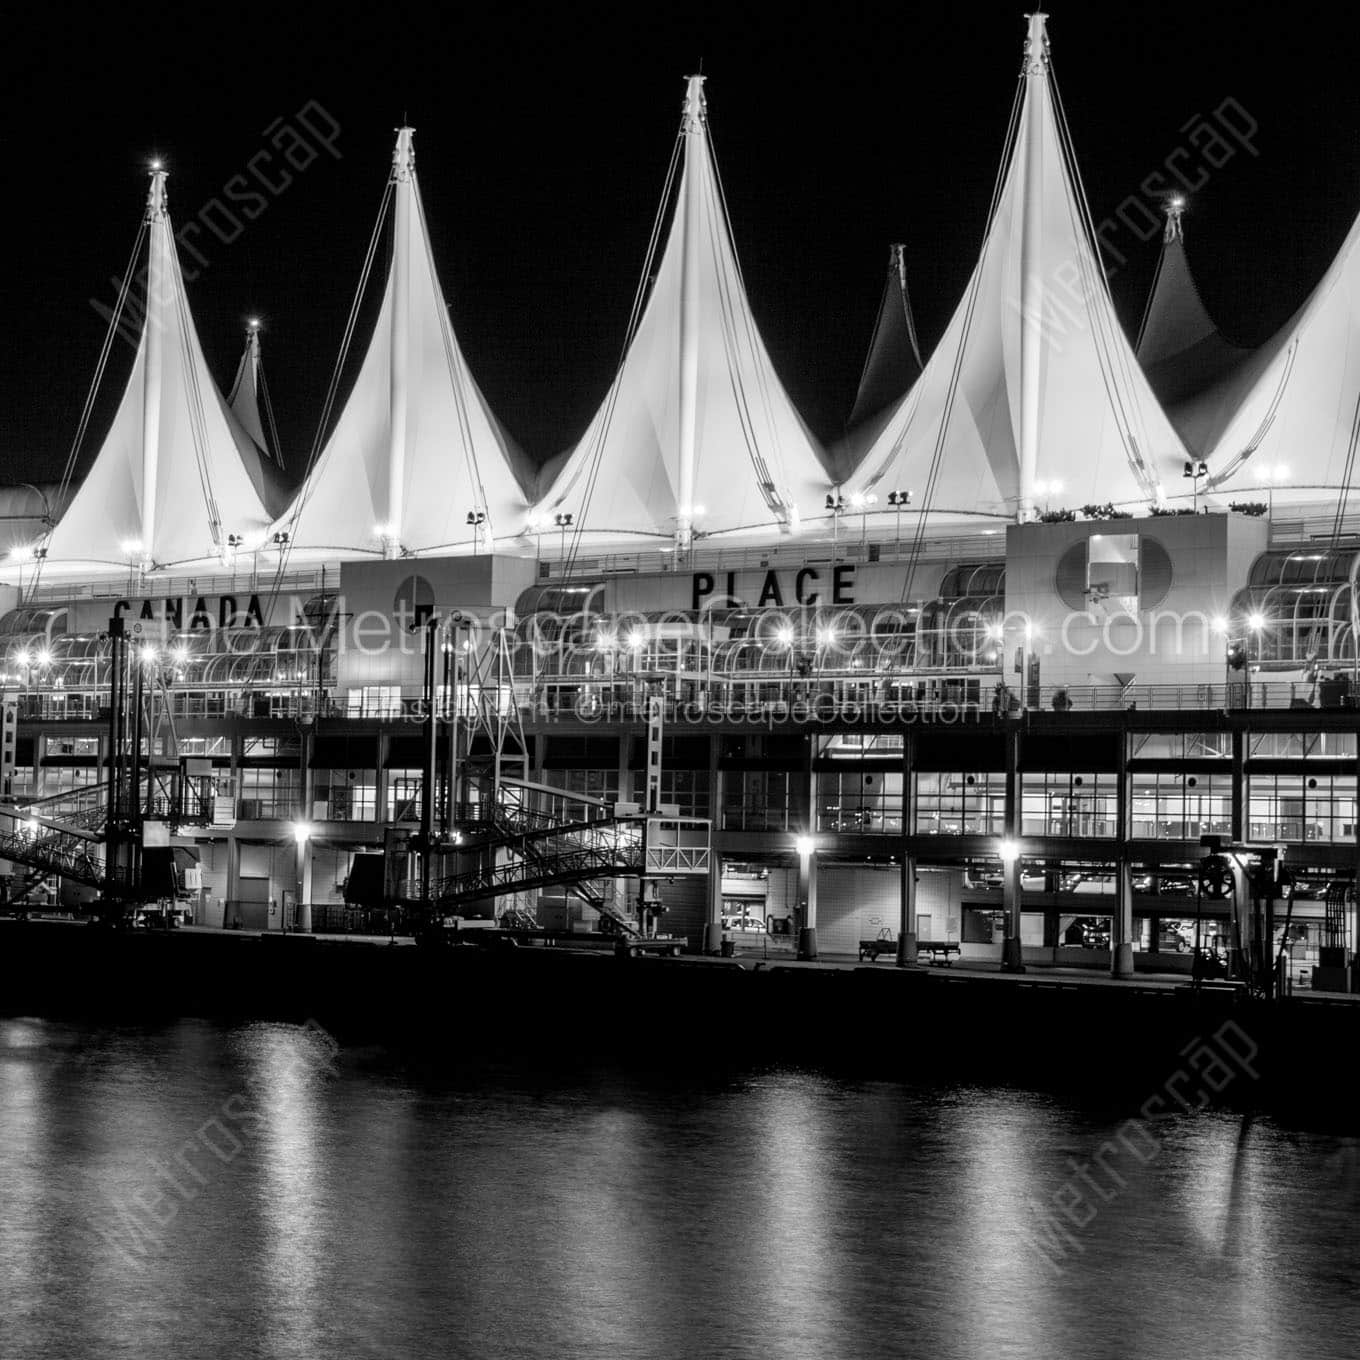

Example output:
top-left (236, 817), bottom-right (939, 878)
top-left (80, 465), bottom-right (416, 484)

top-left (1061, 916), bottom-right (1111, 949)
top-left (721, 907), bottom-right (766, 934)
top-left (1156, 921), bottom-right (1193, 952)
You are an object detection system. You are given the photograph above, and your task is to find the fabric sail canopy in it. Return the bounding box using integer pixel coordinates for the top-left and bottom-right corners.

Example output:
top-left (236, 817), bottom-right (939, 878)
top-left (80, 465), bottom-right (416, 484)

top-left (273, 128), bottom-right (530, 558)
top-left (1190, 204), bottom-right (1360, 508)
top-left (39, 170), bottom-right (274, 572)
top-left (226, 324), bottom-right (294, 519)
top-left (534, 75), bottom-right (833, 547)
top-left (830, 244), bottom-right (925, 484)
top-left (1135, 204), bottom-right (1252, 457)
top-left (228, 325), bottom-right (272, 459)
top-left (843, 13), bottom-right (1186, 522)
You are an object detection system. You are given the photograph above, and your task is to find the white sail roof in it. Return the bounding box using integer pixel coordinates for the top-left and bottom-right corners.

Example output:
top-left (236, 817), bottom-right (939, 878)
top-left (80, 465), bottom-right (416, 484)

top-left (844, 14), bottom-right (1185, 521)
top-left (37, 170), bottom-right (274, 572)
top-left (535, 76), bottom-right (833, 547)
top-left (1195, 206), bottom-right (1360, 508)
top-left (228, 322), bottom-right (272, 460)
top-left (273, 128), bottom-right (530, 558)
top-left (225, 321), bottom-right (296, 520)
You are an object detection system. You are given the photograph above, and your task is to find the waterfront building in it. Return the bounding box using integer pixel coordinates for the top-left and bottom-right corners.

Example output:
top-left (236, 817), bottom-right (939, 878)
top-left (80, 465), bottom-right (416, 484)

top-left (2, 13), bottom-right (1359, 986)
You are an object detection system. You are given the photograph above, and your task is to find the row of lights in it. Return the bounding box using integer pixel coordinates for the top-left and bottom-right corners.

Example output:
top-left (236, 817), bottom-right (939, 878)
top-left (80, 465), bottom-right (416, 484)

top-left (10, 644), bottom-right (195, 666)
top-left (0, 530), bottom-right (302, 564)
top-left (825, 490), bottom-right (906, 512)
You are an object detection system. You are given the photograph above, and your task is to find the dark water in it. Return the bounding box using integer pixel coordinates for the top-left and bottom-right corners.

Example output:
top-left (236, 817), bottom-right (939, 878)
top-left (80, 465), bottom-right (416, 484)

top-left (1, 1018), bottom-right (1358, 1360)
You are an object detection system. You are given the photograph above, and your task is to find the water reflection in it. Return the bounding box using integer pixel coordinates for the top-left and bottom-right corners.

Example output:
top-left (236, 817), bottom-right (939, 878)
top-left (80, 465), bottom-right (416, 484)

top-left (1, 1021), bottom-right (1357, 1360)
top-left (245, 1024), bottom-right (330, 1358)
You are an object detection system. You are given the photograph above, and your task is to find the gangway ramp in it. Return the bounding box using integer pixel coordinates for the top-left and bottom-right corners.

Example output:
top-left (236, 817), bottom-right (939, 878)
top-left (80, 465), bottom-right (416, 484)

top-left (0, 785), bottom-right (112, 890)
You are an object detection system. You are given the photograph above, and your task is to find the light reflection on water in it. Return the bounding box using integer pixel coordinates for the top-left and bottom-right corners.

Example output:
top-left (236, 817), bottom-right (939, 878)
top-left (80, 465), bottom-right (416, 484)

top-left (1, 1019), bottom-right (1358, 1360)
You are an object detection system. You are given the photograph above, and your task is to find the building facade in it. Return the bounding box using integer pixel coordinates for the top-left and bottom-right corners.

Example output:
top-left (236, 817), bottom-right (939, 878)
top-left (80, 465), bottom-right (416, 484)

top-left (3, 512), bottom-right (1357, 981)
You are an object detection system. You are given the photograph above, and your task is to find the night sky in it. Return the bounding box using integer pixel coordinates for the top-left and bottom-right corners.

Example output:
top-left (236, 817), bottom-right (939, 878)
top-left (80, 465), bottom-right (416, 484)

top-left (3, 0), bottom-right (1358, 486)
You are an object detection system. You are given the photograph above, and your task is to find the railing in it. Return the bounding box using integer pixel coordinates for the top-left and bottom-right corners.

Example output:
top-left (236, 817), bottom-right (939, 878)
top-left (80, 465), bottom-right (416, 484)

top-left (20, 567), bottom-right (330, 606)
top-left (533, 532), bottom-right (1006, 582)
top-left (0, 803), bottom-right (108, 888)
top-left (421, 835), bottom-right (645, 910)
top-left (14, 676), bottom-right (1354, 738)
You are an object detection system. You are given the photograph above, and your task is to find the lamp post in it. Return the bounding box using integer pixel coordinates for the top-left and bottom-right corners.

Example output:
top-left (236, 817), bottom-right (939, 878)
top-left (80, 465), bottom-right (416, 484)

top-left (291, 821), bottom-right (312, 933)
top-left (1183, 459), bottom-right (1208, 512)
top-left (794, 833), bottom-right (817, 960)
top-left (825, 494), bottom-right (845, 563)
top-left (1247, 610), bottom-right (1266, 706)
top-left (887, 490), bottom-right (911, 549)
top-left (466, 508), bottom-right (486, 554)
top-left (998, 836), bottom-right (1025, 972)
top-left (555, 512), bottom-right (574, 564)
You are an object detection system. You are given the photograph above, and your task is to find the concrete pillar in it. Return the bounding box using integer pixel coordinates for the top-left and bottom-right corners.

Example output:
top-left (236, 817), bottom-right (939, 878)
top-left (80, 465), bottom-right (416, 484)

top-left (298, 841), bottom-right (313, 933)
top-left (797, 848), bottom-right (818, 960)
top-left (374, 732), bottom-right (391, 823)
top-left (1001, 726), bottom-right (1025, 971)
top-left (225, 832), bottom-right (241, 929)
top-left (703, 850), bottom-right (724, 955)
top-left (1112, 726), bottom-right (1133, 978)
top-left (1001, 854), bottom-right (1025, 972)
top-left (896, 853), bottom-right (918, 966)
top-left (703, 734), bottom-right (724, 953)
top-left (1111, 858), bottom-right (1134, 978)
top-left (1231, 729), bottom-right (1245, 842)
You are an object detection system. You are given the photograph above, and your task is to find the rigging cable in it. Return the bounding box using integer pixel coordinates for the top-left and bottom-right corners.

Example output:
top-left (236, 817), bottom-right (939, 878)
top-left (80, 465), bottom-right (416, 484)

top-left (1050, 66), bottom-right (1160, 505)
top-left (29, 222), bottom-right (149, 596)
top-left (894, 78), bottom-right (1025, 613)
top-left (414, 178), bottom-right (499, 555)
top-left (265, 177), bottom-right (395, 605)
top-left (555, 132), bottom-right (684, 577)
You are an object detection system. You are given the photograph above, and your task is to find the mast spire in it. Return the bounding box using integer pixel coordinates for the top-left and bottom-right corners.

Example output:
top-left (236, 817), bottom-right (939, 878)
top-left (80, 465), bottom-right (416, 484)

top-left (386, 126), bottom-right (415, 558)
top-left (140, 161), bottom-right (169, 570)
top-left (1017, 11), bottom-right (1050, 522)
top-left (1164, 194), bottom-right (1186, 243)
top-left (676, 74), bottom-right (707, 551)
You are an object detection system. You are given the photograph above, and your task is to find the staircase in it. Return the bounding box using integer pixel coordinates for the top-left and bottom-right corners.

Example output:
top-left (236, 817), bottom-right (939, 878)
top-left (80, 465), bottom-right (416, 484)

top-left (427, 816), bottom-right (643, 903)
top-left (0, 791), bottom-right (110, 890)
top-left (489, 781), bottom-right (645, 933)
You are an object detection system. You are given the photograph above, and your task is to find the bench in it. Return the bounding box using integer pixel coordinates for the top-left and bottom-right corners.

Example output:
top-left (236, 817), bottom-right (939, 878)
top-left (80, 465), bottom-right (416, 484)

top-left (858, 933), bottom-right (898, 962)
top-left (916, 941), bottom-right (960, 966)
top-left (858, 937), bottom-right (962, 964)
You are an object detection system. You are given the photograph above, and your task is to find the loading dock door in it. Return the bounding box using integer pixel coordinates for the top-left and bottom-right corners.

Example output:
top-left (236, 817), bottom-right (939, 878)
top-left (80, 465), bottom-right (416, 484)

top-left (237, 876), bottom-right (272, 931)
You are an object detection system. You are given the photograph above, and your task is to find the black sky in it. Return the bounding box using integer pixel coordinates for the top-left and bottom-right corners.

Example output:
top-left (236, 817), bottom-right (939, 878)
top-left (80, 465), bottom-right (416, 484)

top-left (3, 0), bottom-right (1359, 485)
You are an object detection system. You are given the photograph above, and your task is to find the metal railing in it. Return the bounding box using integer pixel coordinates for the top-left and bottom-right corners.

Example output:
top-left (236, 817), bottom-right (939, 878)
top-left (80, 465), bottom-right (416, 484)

top-left (533, 532), bottom-right (1006, 581)
top-left (20, 566), bottom-right (330, 606)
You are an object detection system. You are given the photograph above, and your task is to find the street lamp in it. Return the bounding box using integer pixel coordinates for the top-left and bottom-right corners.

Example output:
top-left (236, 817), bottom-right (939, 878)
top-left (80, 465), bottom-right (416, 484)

top-left (825, 493), bottom-right (846, 560)
top-left (1183, 459), bottom-right (1209, 512)
top-left (466, 508), bottom-right (487, 555)
top-left (1248, 610), bottom-right (1266, 662)
top-left (290, 821), bottom-right (312, 934)
top-left (554, 512), bottom-right (574, 562)
top-left (997, 837), bottom-right (1024, 972)
top-left (887, 490), bottom-right (911, 548)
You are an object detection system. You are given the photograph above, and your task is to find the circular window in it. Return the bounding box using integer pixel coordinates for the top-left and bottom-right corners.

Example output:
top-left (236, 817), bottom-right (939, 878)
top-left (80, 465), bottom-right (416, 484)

top-left (393, 575), bottom-right (435, 621)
